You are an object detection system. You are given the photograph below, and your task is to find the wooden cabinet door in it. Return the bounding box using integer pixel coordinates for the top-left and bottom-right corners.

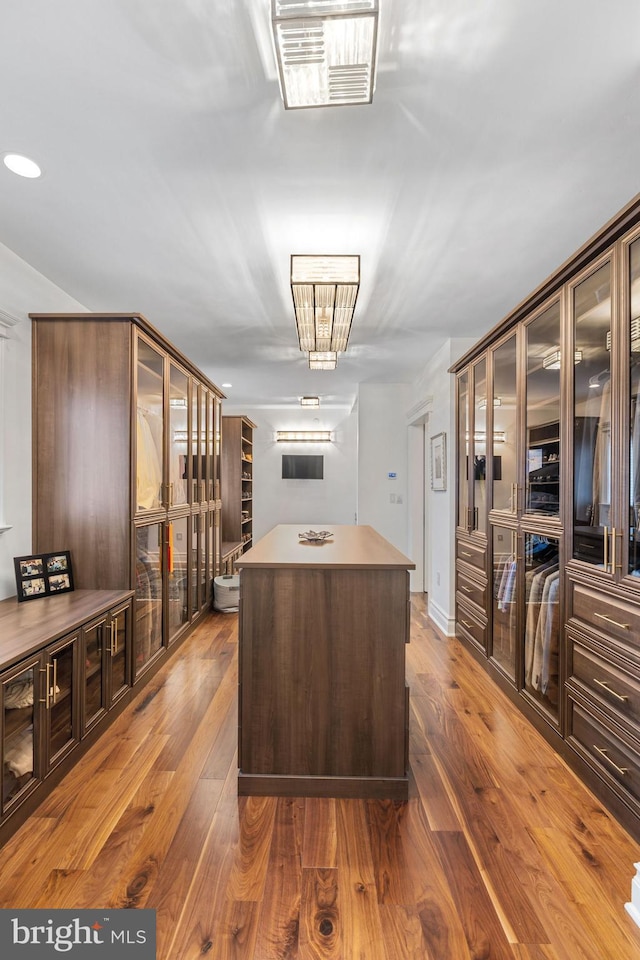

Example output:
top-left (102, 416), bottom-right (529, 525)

top-left (43, 633), bottom-right (79, 775)
top-left (1, 655), bottom-right (41, 819)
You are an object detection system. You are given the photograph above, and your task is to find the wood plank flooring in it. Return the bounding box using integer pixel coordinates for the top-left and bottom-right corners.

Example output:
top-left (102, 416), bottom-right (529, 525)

top-left (1, 595), bottom-right (640, 959)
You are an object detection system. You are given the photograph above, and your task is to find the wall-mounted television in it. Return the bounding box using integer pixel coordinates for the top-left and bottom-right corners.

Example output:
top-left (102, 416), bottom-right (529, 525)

top-left (282, 454), bottom-right (324, 480)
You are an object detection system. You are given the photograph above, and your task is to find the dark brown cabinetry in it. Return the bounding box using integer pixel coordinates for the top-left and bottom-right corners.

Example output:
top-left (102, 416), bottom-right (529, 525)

top-left (0, 589), bottom-right (133, 845)
top-left (451, 194), bottom-right (640, 839)
top-left (30, 313), bottom-right (224, 683)
top-left (221, 415), bottom-right (256, 558)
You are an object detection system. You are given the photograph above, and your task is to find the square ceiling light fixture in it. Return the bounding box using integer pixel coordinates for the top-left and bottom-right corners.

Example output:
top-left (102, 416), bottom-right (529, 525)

top-left (291, 254), bottom-right (360, 369)
top-left (300, 396), bottom-right (320, 406)
top-left (309, 351), bottom-right (338, 370)
top-left (271, 0), bottom-right (379, 109)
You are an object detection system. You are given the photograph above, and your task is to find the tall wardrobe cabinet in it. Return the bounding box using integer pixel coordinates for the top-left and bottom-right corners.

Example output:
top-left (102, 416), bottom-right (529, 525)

top-left (31, 314), bottom-right (224, 683)
top-left (451, 195), bottom-right (640, 839)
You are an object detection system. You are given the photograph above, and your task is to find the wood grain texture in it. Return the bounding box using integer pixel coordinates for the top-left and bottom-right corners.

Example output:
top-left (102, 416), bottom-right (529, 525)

top-left (0, 595), bottom-right (638, 959)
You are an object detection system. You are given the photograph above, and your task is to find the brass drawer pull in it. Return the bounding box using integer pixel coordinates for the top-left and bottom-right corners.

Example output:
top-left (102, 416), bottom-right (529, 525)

top-left (460, 585), bottom-right (473, 593)
top-left (460, 619), bottom-right (473, 629)
top-left (593, 678), bottom-right (628, 703)
top-left (594, 612), bottom-right (630, 631)
top-left (460, 550), bottom-right (472, 558)
top-left (594, 745), bottom-right (628, 776)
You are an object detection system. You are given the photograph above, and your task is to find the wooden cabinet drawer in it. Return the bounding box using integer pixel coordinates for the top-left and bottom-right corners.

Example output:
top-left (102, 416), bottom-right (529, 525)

top-left (569, 700), bottom-right (640, 804)
top-left (456, 600), bottom-right (487, 651)
top-left (569, 581), bottom-right (640, 648)
top-left (456, 538), bottom-right (486, 573)
top-left (570, 640), bottom-right (640, 728)
top-left (456, 567), bottom-right (486, 610)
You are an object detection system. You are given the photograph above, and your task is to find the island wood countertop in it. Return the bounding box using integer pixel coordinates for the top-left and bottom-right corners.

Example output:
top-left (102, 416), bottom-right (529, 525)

top-left (235, 524), bottom-right (415, 570)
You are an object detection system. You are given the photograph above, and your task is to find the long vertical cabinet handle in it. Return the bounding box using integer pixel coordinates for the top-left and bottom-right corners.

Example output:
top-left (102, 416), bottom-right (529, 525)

top-left (52, 658), bottom-right (58, 706)
top-left (39, 665), bottom-right (52, 708)
top-left (612, 527), bottom-right (622, 572)
top-left (603, 525), bottom-right (609, 572)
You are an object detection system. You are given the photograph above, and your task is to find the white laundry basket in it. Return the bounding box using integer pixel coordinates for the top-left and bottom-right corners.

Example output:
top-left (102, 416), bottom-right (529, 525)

top-left (213, 574), bottom-right (240, 612)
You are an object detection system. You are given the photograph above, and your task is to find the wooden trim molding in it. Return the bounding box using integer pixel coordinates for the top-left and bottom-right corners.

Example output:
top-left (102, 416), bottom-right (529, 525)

top-left (0, 309), bottom-right (20, 534)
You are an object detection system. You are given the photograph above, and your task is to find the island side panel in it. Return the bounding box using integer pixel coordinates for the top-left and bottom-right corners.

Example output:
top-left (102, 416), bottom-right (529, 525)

top-left (238, 566), bottom-right (408, 787)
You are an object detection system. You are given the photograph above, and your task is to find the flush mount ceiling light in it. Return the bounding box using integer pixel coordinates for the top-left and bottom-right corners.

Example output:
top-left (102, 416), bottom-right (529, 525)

top-left (3, 153), bottom-right (42, 178)
top-left (291, 255), bottom-right (360, 365)
top-left (542, 348), bottom-right (583, 370)
top-left (276, 430), bottom-right (332, 442)
top-left (309, 351), bottom-right (338, 370)
top-left (271, 0), bottom-right (379, 109)
top-left (300, 396), bottom-right (320, 406)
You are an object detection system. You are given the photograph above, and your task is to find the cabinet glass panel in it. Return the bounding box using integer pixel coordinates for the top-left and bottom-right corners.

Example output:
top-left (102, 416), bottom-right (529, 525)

top-left (191, 382), bottom-right (199, 503)
top-left (169, 363), bottom-right (189, 508)
top-left (84, 618), bottom-right (106, 728)
top-left (491, 525), bottom-right (516, 681)
top-left (214, 398), bottom-right (221, 501)
top-left (135, 523), bottom-right (164, 675)
top-left (207, 393), bottom-right (215, 501)
top-left (48, 639), bottom-right (76, 762)
top-left (110, 606), bottom-right (129, 699)
top-left (457, 372), bottom-right (470, 528)
top-left (199, 513), bottom-right (207, 608)
top-left (473, 358), bottom-right (487, 534)
top-left (2, 663), bottom-right (36, 808)
top-left (573, 262), bottom-right (612, 566)
top-left (492, 335), bottom-right (517, 512)
top-left (199, 388), bottom-right (207, 503)
top-left (191, 513), bottom-right (201, 617)
top-left (526, 302), bottom-right (561, 516)
top-left (168, 516), bottom-right (189, 642)
top-left (136, 338), bottom-right (165, 513)
top-left (523, 533), bottom-right (560, 718)
top-left (628, 238), bottom-right (640, 577)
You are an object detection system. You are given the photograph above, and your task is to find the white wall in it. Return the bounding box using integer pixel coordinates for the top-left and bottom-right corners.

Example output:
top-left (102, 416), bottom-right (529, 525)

top-left (0, 242), bottom-right (86, 600)
top-left (406, 338), bottom-right (475, 635)
top-left (222, 404), bottom-right (358, 541)
top-left (357, 383), bottom-right (410, 555)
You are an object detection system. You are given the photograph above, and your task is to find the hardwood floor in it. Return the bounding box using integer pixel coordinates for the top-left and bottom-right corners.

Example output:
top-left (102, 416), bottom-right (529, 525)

top-left (1, 594), bottom-right (639, 959)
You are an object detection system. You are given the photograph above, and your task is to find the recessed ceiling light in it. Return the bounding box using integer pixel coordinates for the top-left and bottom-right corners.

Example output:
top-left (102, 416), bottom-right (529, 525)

top-left (221, 383), bottom-right (232, 388)
top-left (3, 153), bottom-right (42, 178)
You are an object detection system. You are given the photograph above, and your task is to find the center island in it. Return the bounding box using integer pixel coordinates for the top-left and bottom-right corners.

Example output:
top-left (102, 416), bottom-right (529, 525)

top-left (234, 524), bottom-right (415, 800)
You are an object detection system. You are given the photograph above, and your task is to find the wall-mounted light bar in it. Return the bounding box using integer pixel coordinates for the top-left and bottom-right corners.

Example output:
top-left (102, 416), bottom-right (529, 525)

top-left (276, 430), bottom-right (332, 442)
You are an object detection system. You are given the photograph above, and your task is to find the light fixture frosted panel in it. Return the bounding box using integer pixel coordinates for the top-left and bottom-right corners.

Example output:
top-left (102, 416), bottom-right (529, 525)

top-left (291, 255), bottom-right (360, 355)
top-left (272, 2), bottom-right (378, 109)
top-left (309, 351), bottom-right (337, 369)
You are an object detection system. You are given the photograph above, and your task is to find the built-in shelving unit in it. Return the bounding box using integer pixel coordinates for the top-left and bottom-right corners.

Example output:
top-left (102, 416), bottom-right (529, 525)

top-left (221, 416), bottom-right (256, 558)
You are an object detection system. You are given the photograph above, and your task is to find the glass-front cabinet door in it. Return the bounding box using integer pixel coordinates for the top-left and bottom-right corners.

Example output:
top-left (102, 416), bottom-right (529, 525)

top-left (491, 524), bottom-right (517, 681)
top-left (44, 633), bottom-right (79, 773)
top-left (83, 615), bottom-right (108, 733)
top-left (457, 371), bottom-right (470, 531)
top-left (473, 358), bottom-right (488, 535)
top-left (627, 235), bottom-right (640, 579)
top-left (135, 522), bottom-right (164, 677)
top-left (523, 533), bottom-right (560, 721)
top-left (1, 656), bottom-right (40, 815)
top-left (525, 302), bottom-right (562, 518)
top-left (572, 259), bottom-right (612, 569)
top-left (136, 335), bottom-right (165, 514)
top-left (168, 516), bottom-right (189, 643)
top-left (169, 362), bottom-right (189, 509)
top-left (491, 334), bottom-right (518, 514)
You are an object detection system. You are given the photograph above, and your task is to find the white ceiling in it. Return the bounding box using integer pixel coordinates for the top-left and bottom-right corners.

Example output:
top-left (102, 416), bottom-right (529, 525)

top-left (2, 0), bottom-right (639, 409)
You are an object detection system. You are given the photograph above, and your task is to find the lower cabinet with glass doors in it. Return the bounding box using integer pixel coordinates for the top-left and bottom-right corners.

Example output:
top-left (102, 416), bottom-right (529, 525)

top-left (0, 589), bottom-right (133, 847)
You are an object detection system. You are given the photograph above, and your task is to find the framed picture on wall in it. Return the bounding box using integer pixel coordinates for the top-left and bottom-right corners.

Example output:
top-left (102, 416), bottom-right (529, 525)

top-left (14, 550), bottom-right (74, 602)
top-left (430, 432), bottom-right (447, 491)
